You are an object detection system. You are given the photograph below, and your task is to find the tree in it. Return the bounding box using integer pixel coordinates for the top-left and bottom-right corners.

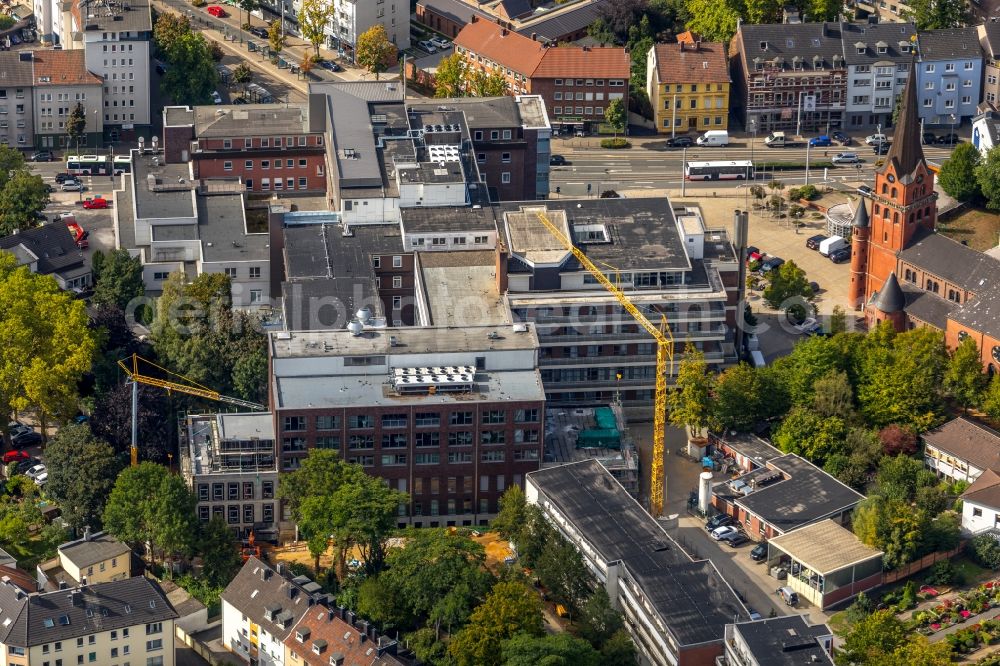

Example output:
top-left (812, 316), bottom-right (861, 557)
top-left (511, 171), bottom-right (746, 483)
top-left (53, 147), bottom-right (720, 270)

top-left (162, 32), bottom-right (220, 104)
top-left (448, 582), bottom-right (544, 666)
top-left (771, 407), bottom-right (847, 466)
top-left (0, 171), bottom-right (50, 235)
top-left (92, 248), bottom-right (144, 311)
top-left (355, 24), bottom-right (395, 80)
top-left (501, 633), bottom-right (601, 666)
top-left (604, 98), bottom-right (626, 140)
top-left (944, 336), bottom-right (987, 411)
top-left (299, 52), bottom-right (316, 78)
top-left (91, 382), bottom-right (172, 463)
top-left (969, 533), bottom-right (1000, 570)
top-left (600, 629), bottom-right (637, 666)
top-left (808, 0), bottom-right (843, 21)
top-left (667, 349), bottom-right (712, 439)
top-left (597, 0), bottom-right (652, 43)
top-left (904, 0), bottom-right (965, 29)
top-left (878, 424), bottom-right (917, 456)
top-left (232, 63), bottom-right (253, 96)
top-left (836, 609), bottom-right (909, 665)
top-left (985, 375), bottom-right (1000, 422)
top-left (577, 587), bottom-right (624, 649)
top-left (586, 17), bottom-right (615, 45)
top-left (102, 462), bottom-right (170, 548)
top-left (297, 0), bottom-right (332, 57)
top-left (43, 424), bottom-right (122, 530)
top-left (978, 144), bottom-right (1000, 211)
top-left (153, 12), bottom-right (191, 54)
top-left (889, 639), bottom-right (954, 666)
top-left (684, 0), bottom-right (740, 43)
top-left (151, 473), bottom-right (199, 566)
top-left (852, 497), bottom-right (925, 569)
top-left (198, 516), bottom-right (242, 587)
top-left (435, 53), bottom-right (467, 98)
top-left (492, 485), bottom-right (528, 543)
top-left (535, 535), bottom-right (590, 614)
top-left (268, 19), bottom-right (284, 56)
top-left (0, 254), bottom-right (96, 435)
top-left (938, 142), bottom-right (981, 202)
top-left (710, 363), bottom-right (787, 432)
top-left (468, 68), bottom-right (508, 96)
top-left (66, 102), bottom-right (87, 152)
top-left (763, 260), bottom-right (813, 312)
top-left (830, 305), bottom-right (848, 334)
top-left (811, 370), bottom-right (856, 420)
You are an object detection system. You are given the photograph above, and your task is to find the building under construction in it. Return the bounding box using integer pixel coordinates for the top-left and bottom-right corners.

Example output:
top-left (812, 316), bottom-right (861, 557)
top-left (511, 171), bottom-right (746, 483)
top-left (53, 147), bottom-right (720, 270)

top-left (543, 405), bottom-right (639, 497)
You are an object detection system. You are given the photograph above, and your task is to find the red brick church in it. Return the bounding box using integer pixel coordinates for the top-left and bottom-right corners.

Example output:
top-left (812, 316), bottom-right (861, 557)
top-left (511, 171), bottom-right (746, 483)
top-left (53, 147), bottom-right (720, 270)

top-left (848, 60), bottom-right (1000, 374)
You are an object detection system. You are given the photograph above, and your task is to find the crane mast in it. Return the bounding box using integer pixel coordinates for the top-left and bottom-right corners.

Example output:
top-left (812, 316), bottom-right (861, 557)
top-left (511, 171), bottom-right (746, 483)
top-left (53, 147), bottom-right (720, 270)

top-left (534, 213), bottom-right (674, 516)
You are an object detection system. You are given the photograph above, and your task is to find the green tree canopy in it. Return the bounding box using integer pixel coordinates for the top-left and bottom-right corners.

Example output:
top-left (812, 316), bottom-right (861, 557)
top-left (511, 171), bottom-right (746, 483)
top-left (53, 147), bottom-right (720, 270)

top-left (297, 0), bottom-right (333, 57)
top-left (938, 142), bottom-right (981, 202)
top-left (92, 248), bottom-right (144, 311)
top-left (666, 348), bottom-right (712, 437)
top-left (198, 516), bottom-right (242, 587)
top-left (161, 32), bottom-right (220, 105)
top-left (44, 424), bottom-right (122, 530)
top-left (904, 0), bottom-right (965, 29)
top-left (66, 103), bottom-right (87, 147)
top-left (435, 53), bottom-right (467, 98)
top-left (684, 0), bottom-right (740, 43)
top-left (577, 586), bottom-right (625, 649)
top-left (763, 260), bottom-right (813, 312)
top-left (501, 633), bottom-right (602, 666)
top-left (771, 406), bottom-right (847, 466)
top-left (153, 12), bottom-right (191, 54)
top-left (448, 582), bottom-right (544, 666)
top-left (836, 609), bottom-right (909, 665)
top-left (943, 336), bottom-right (987, 410)
top-left (535, 533), bottom-right (590, 614)
top-left (710, 363), bottom-right (788, 432)
top-left (268, 19), bottom-right (284, 54)
top-left (103, 462), bottom-right (176, 549)
top-left (604, 98), bottom-right (626, 139)
top-left (984, 374), bottom-right (1000, 422)
top-left (356, 24), bottom-right (395, 80)
top-left (771, 336), bottom-right (848, 409)
top-left (468, 69), bottom-right (508, 96)
top-left (977, 144), bottom-right (1000, 211)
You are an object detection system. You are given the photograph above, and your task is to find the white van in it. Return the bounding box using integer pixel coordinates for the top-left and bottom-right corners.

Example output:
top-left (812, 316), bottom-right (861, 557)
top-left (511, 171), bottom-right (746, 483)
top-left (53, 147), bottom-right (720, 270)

top-left (750, 350), bottom-right (766, 367)
top-left (696, 130), bottom-right (729, 147)
top-left (819, 235), bottom-right (847, 256)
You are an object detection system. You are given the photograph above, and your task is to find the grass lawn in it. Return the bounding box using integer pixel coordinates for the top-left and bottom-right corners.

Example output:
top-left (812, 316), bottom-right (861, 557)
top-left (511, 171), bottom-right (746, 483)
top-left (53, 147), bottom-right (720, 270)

top-left (8, 534), bottom-right (56, 571)
top-left (953, 556), bottom-right (993, 586)
top-left (828, 609), bottom-right (850, 635)
top-left (939, 207), bottom-right (1000, 251)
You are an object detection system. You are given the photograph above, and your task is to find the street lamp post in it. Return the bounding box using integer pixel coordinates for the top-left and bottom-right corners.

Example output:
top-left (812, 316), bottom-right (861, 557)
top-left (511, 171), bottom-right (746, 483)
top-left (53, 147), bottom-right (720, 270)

top-left (805, 140), bottom-right (811, 186)
top-left (681, 146), bottom-right (687, 196)
top-left (671, 93), bottom-right (677, 139)
top-left (951, 113), bottom-right (957, 146)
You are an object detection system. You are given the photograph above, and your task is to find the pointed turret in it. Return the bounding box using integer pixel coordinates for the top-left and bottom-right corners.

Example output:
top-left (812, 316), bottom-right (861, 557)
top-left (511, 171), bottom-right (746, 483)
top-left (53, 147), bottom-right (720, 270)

top-left (851, 200), bottom-right (870, 228)
top-left (872, 271), bottom-right (905, 313)
top-left (880, 59), bottom-right (925, 180)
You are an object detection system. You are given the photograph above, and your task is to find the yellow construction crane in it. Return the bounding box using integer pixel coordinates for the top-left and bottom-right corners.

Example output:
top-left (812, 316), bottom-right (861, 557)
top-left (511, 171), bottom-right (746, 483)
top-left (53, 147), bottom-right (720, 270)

top-left (117, 354), bottom-right (267, 467)
top-left (535, 213), bottom-right (674, 517)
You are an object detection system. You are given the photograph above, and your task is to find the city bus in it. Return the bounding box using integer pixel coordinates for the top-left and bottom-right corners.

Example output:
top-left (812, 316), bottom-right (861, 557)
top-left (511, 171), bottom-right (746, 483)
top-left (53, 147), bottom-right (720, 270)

top-left (113, 155), bottom-right (132, 174)
top-left (65, 155), bottom-right (111, 175)
top-left (684, 160), bottom-right (754, 181)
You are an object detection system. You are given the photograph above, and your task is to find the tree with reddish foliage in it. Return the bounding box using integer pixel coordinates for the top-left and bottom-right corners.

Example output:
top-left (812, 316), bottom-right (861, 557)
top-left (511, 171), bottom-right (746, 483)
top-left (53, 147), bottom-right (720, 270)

top-left (879, 424), bottom-right (917, 456)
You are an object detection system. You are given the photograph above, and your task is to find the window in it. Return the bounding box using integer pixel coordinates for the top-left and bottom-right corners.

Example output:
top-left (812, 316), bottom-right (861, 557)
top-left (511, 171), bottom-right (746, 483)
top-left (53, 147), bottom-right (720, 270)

top-left (392, 255), bottom-right (402, 267)
top-left (245, 160), bottom-right (253, 169)
top-left (381, 414), bottom-right (407, 428)
top-left (351, 414), bottom-right (374, 428)
top-left (450, 411), bottom-right (473, 425)
top-left (316, 415), bottom-right (340, 430)
top-left (449, 431), bottom-right (473, 447)
top-left (392, 296), bottom-right (402, 310)
top-left (223, 161), bottom-right (233, 171)
top-left (249, 266), bottom-right (261, 279)
top-left (501, 152), bottom-right (511, 163)
top-left (974, 508), bottom-right (983, 517)
top-left (481, 430), bottom-right (505, 445)
top-left (224, 267), bottom-right (237, 278)
top-left (501, 172), bottom-right (511, 184)
top-left (514, 408), bottom-right (538, 423)
top-left (393, 275), bottom-right (402, 288)
top-left (146, 656), bottom-right (164, 666)
top-left (283, 416), bottom-right (305, 431)
top-left (483, 410), bottom-right (505, 424)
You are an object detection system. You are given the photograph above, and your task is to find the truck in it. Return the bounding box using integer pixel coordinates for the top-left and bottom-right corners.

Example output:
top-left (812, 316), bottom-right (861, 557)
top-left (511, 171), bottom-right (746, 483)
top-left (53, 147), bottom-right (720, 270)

top-left (696, 130), bottom-right (729, 147)
top-left (763, 131), bottom-right (803, 148)
top-left (818, 235), bottom-right (847, 257)
top-left (64, 218), bottom-right (89, 249)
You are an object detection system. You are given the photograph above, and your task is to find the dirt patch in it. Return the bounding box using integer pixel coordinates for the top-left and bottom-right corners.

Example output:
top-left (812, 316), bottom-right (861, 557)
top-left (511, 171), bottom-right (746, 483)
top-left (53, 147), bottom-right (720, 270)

top-left (471, 531), bottom-right (515, 573)
top-left (940, 207), bottom-right (1000, 251)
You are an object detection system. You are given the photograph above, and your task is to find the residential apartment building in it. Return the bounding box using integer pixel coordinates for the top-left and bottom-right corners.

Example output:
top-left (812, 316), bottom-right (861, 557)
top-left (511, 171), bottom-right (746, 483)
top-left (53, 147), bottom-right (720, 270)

top-left (842, 22), bottom-right (916, 129)
top-left (310, 0), bottom-right (409, 60)
top-left (731, 23), bottom-right (847, 133)
top-left (38, 529), bottom-right (132, 589)
top-left (923, 416), bottom-right (1000, 484)
top-left (416, 0), bottom-right (604, 42)
top-left (180, 412), bottom-right (279, 542)
top-left (722, 615), bottom-right (834, 666)
top-left (0, 222), bottom-right (91, 292)
top-left (972, 109), bottom-right (1000, 155)
top-left (283, 606), bottom-right (406, 666)
top-left (221, 558), bottom-right (316, 666)
top-left (0, 575), bottom-right (177, 666)
top-left (163, 105), bottom-right (327, 196)
top-left (977, 21), bottom-right (1000, 109)
top-left (526, 460), bottom-right (749, 666)
top-left (113, 150), bottom-right (271, 307)
top-left (269, 325), bottom-right (545, 529)
top-left (31, 50), bottom-right (103, 149)
top-left (502, 200), bottom-right (743, 409)
top-left (453, 19), bottom-right (629, 133)
top-left (915, 27), bottom-right (982, 127)
top-left (646, 41), bottom-right (730, 135)
top-left (0, 53), bottom-right (36, 150)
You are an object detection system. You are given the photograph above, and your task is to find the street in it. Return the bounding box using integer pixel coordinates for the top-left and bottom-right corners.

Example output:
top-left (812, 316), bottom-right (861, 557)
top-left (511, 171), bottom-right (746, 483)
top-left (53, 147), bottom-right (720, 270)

top-left (32, 160), bottom-right (118, 266)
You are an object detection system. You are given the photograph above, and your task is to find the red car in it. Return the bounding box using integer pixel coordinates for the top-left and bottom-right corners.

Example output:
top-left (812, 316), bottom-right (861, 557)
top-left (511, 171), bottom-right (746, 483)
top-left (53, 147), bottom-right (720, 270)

top-left (2, 450), bottom-right (29, 464)
top-left (207, 5), bottom-right (227, 17)
top-left (66, 220), bottom-right (89, 249)
top-left (82, 196), bottom-right (108, 209)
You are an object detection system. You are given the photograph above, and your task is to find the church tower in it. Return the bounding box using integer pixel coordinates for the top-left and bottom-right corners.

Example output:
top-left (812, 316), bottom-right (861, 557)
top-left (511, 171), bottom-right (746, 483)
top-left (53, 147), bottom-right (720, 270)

top-left (848, 200), bottom-right (870, 310)
top-left (863, 59), bottom-right (938, 303)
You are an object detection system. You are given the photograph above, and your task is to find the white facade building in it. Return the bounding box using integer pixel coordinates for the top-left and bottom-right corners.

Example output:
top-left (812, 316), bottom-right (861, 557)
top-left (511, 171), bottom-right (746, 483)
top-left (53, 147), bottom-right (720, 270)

top-left (842, 22), bottom-right (916, 129)
top-left (313, 0), bottom-right (410, 57)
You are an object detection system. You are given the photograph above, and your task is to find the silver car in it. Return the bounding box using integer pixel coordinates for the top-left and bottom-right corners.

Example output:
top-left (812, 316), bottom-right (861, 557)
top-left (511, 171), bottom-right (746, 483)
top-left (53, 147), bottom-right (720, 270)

top-left (831, 152), bottom-right (861, 165)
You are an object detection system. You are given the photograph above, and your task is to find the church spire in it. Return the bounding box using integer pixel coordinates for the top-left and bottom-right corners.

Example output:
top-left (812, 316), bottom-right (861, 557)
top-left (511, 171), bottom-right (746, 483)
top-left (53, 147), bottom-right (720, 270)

top-left (880, 59), bottom-right (925, 179)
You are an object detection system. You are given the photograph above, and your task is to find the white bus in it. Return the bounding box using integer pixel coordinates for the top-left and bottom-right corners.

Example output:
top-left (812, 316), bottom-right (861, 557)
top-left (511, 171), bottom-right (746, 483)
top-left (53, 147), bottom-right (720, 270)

top-left (685, 160), bottom-right (754, 181)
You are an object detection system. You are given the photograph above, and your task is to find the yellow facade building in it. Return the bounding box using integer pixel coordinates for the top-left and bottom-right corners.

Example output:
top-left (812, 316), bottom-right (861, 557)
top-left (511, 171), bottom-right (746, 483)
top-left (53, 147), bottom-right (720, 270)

top-left (646, 41), bottom-right (731, 135)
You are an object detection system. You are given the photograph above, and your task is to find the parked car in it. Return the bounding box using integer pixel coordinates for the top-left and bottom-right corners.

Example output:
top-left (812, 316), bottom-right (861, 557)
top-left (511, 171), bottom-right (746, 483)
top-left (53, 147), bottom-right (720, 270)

top-left (777, 586), bottom-right (799, 606)
top-left (417, 40), bottom-right (438, 54)
top-left (745, 245), bottom-right (760, 261)
top-left (60, 180), bottom-right (82, 192)
top-left (711, 525), bottom-right (740, 541)
top-left (806, 234), bottom-right (828, 250)
top-left (760, 256), bottom-right (785, 273)
top-left (665, 135), bottom-right (694, 148)
top-left (872, 142), bottom-right (890, 155)
top-left (922, 131), bottom-right (938, 145)
top-left (249, 26), bottom-right (269, 39)
top-left (938, 133), bottom-right (959, 145)
top-left (829, 247), bottom-right (852, 263)
top-left (82, 197), bottom-right (108, 210)
top-left (865, 133), bottom-right (888, 146)
top-left (319, 60), bottom-right (342, 72)
top-left (794, 317), bottom-right (822, 335)
top-left (12, 430), bottom-right (41, 447)
top-left (720, 532), bottom-right (749, 547)
top-left (206, 5), bottom-right (227, 17)
top-left (8, 422), bottom-right (31, 438)
top-left (54, 172), bottom-right (73, 183)
top-left (747, 608), bottom-right (764, 621)
top-left (808, 135), bottom-right (832, 147)
top-left (10, 458), bottom-right (40, 475)
top-left (25, 463), bottom-right (46, 480)
top-left (31, 151), bottom-right (53, 162)
top-left (857, 184), bottom-right (873, 198)
top-left (211, 90), bottom-right (223, 104)
top-left (705, 514), bottom-right (734, 531)
top-left (2, 450), bottom-right (29, 464)
top-left (750, 542), bottom-right (768, 561)
top-left (429, 36), bottom-right (451, 49)
top-left (549, 154), bottom-right (566, 166)
top-left (832, 130), bottom-right (851, 145)
top-left (831, 152), bottom-right (861, 165)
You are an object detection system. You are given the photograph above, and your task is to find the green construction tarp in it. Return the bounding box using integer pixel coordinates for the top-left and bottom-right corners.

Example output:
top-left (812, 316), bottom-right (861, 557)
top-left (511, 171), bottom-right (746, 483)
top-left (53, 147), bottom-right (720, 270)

top-left (576, 428), bottom-right (621, 449)
top-left (594, 407), bottom-right (617, 430)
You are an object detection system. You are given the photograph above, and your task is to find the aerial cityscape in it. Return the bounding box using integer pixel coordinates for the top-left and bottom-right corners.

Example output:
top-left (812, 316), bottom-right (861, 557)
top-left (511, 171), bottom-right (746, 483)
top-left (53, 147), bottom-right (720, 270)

top-left (3, 0), bottom-right (1000, 664)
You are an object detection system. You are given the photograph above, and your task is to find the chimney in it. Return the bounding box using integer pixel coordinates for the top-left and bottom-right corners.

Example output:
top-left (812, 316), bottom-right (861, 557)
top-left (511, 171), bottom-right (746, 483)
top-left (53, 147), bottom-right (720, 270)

top-left (83, 526), bottom-right (91, 541)
top-left (338, 605), bottom-right (347, 621)
top-left (695, 40), bottom-right (701, 50)
top-left (80, 576), bottom-right (87, 587)
top-left (70, 590), bottom-right (82, 606)
top-left (345, 610), bottom-right (355, 625)
top-left (471, 14), bottom-right (477, 22)
top-left (261, 568), bottom-right (272, 582)
top-left (59, 581), bottom-right (67, 590)
top-left (276, 562), bottom-right (284, 576)
top-left (531, 32), bottom-right (536, 41)
top-left (501, 28), bottom-right (507, 36)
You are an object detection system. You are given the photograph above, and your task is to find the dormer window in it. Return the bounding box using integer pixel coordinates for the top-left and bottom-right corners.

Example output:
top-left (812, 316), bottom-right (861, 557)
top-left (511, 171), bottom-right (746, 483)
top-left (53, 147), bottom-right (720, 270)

top-left (877, 46), bottom-right (887, 54)
top-left (760, 41), bottom-right (768, 51)
top-left (296, 629), bottom-right (310, 643)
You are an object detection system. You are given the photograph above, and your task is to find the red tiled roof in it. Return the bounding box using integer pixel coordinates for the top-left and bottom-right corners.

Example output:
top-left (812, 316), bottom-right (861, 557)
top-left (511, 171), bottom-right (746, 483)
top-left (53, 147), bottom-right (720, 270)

top-left (32, 50), bottom-right (103, 86)
top-left (651, 41), bottom-right (730, 85)
top-left (455, 19), bottom-right (628, 79)
top-left (284, 607), bottom-right (406, 666)
top-left (0, 566), bottom-right (36, 594)
top-left (677, 31), bottom-right (702, 44)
